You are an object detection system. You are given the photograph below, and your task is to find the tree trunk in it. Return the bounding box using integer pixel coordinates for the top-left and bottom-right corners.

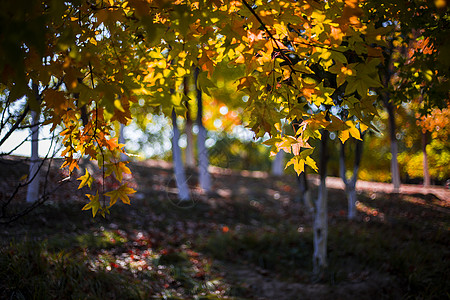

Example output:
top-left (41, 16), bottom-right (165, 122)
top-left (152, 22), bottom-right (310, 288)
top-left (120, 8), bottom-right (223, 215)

top-left (313, 131), bottom-right (328, 278)
top-left (386, 101), bottom-right (401, 192)
top-left (185, 118), bottom-right (195, 168)
top-left (26, 108), bottom-right (41, 203)
top-left (195, 68), bottom-right (211, 192)
top-left (271, 150), bottom-right (285, 176)
top-left (381, 43), bottom-right (400, 193)
top-left (172, 109), bottom-right (190, 201)
top-left (297, 172), bottom-right (313, 213)
top-left (184, 77), bottom-right (195, 168)
top-left (340, 138), bottom-right (363, 220)
top-left (422, 131), bottom-right (430, 187)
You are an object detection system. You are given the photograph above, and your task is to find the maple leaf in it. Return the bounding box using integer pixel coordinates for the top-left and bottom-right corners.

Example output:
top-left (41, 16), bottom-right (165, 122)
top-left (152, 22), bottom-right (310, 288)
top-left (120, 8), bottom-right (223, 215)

top-left (286, 156), bottom-right (305, 174)
top-left (82, 191), bottom-right (101, 217)
top-left (105, 161), bottom-right (131, 182)
top-left (326, 115), bottom-right (350, 132)
top-left (105, 184), bottom-right (136, 206)
top-left (199, 50), bottom-right (215, 77)
top-left (77, 168), bottom-right (93, 189)
top-left (111, 108), bottom-right (131, 124)
top-left (348, 124), bottom-right (362, 140)
top-left (339, 129), bottom-right (350, 143)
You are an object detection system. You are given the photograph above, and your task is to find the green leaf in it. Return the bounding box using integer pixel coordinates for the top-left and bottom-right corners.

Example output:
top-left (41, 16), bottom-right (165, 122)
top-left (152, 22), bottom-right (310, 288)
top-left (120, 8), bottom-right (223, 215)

top-left (82, 192), bottom-right (100, 217)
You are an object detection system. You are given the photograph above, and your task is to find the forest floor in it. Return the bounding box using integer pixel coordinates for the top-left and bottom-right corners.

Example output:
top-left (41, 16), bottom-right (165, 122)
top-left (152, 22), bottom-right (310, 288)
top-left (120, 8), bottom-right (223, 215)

top-left (0, 156), bottom-right (449, 299)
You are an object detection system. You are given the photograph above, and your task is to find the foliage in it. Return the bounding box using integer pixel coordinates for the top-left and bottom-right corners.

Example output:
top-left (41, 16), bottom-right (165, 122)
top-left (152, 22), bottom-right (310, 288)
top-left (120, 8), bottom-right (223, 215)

top-left (399, 139), bottom-right (450, 182)
top-left (0, 0), bottom-right (387, 216)
top-left (0, 0), bottom-right (448, 217)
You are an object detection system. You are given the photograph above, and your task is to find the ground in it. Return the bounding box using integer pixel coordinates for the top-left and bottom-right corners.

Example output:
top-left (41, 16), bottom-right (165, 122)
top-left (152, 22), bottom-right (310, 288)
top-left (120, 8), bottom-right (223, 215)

top-left (0, 156), bottom-right (449, 299)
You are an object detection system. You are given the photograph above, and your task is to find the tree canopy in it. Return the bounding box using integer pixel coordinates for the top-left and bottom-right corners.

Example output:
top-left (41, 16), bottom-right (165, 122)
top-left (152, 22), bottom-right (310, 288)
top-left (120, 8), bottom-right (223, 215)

top-left (0, 0), bottom-right (448, 216)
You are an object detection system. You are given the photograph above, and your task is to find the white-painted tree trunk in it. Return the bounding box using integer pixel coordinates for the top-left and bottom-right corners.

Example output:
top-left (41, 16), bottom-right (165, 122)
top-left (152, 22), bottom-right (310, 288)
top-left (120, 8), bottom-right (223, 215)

top-left (184, 77), bottom-right (195, 168)
top-left (313, 175), bottom-right (328, 276)
top-left (197, 124), bottom-right (211, 192)
top-left (172, 109), bottom-right (190, 201)
top-left (195, 68), bottom-right (211, 193)
top-left (340, 139), bottom-right (363, 220)
top-left (185, 118), bottom-right (195, 168)
top-left (313, 131), bottom-right (328, 277)
top-left (271, 150), bottom-right (285, 176)
top-left (26, 109), bottom-right (40, 203)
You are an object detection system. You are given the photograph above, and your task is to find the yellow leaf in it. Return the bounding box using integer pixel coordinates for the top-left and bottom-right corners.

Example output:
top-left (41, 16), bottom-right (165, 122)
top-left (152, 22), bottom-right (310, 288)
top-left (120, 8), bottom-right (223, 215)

top-left (339, 130), bottom-right (350, 143)
top-left (360, 122), bottom-right (369, 133)
top-left (105, 184), bottom-right (136, 206)
top-left (77, 168), bottom-right (93, 189)
top-left (286, 157), bottom-right (305, 174)
top-left (305, 156), bottom-right (318, 172)
top-left (105, 161), bottom-right (131, 182)
top-left (349, 125), bottom-right (362, 140)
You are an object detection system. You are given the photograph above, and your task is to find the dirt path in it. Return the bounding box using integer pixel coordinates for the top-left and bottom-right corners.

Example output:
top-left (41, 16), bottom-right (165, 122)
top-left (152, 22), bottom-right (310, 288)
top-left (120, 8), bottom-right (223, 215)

top-left (308, 175), bottom-right (450, 201)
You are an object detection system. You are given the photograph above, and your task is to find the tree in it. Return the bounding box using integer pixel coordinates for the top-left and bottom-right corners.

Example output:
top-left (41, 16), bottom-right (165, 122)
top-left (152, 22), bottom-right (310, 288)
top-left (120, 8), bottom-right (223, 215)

top-left (183, 77), bottom-right (196, 168)
top-left (313, 130), bottom-right (329, 277)
top-left (1, 0), bottom-right (448, 278)
top-left (171, 109), bottom-right (190, 201)
top-left (195, 68), bottom-right (212, 193)
top-left (26, 84), bottom-right (41, 203)
top-left (0, 0), bottom-right (387, 216)
top-left (339, 135), bottom-right (364, 220)
top-left (271, 150), bottom-right (285, 176)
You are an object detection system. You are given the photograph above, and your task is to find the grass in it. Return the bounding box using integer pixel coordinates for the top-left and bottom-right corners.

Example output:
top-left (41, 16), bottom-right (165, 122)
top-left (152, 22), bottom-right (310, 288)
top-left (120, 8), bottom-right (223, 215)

top-left (0, 159), bottom-right (449, 299)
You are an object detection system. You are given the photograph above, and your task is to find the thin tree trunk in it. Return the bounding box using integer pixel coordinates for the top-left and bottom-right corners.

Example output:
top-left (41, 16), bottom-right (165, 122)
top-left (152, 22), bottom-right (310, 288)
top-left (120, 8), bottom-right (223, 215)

top-left (26, 109), bottom-right (41, 203)
top-left (184, 77), bottom-right (195, 168)
top-left (385, 101), bottom-right (401, 192)
top-left (297, 171), bottom-right (313, 213)
top-left (340, 138), bottom-right (363, 220)
top-left (195, 68), bottom-right (211, 192)
top-left (271, 150), bottom-right (285, 176)
top-left (26, 85), bottom-right (41, 203)
top-left (172, 109), bottom-right (190, 201)
top-left (381, 42), bottom-right (400, 193)
top-left (313, 131), bottom-right (328, 278)
top-left (185, 118), bottom-right (195, 168)
top-left (422, 131), bottom-right (430, 187)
